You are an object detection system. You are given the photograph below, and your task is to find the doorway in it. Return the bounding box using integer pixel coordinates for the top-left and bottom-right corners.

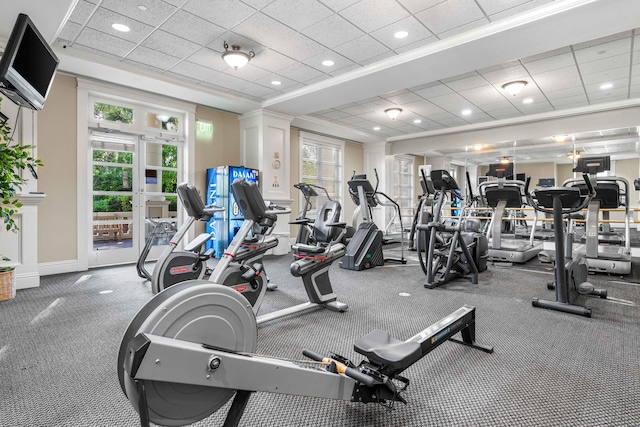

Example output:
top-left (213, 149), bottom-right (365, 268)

top-left (89, 132), bottom-right (183, 268)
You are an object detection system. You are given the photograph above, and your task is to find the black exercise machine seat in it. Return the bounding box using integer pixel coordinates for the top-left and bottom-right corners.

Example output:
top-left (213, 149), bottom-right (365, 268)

top-left (291, 200), bottom-right (344, 256)
top-left (231, 180), bottom-right (277, 227)
top-left (177, 183), bottom-right (221, 221)
top-left (354, 330), bottom-right (421, 371)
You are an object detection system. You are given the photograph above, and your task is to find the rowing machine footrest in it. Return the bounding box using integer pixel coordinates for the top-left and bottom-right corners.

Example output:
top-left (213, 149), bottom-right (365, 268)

top-left (354, 329), bottom-right (421, 371)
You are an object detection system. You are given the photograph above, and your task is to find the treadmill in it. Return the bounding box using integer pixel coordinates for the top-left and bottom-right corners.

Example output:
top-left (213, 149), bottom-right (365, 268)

top-left (479, 178), bottom-right (542, 263)
top-left (564, 156), bottom-right (631, 275)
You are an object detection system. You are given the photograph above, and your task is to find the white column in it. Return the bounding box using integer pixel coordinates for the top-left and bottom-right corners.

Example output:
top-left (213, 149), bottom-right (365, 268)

top-left (238, 110), bottom-right (294, 255)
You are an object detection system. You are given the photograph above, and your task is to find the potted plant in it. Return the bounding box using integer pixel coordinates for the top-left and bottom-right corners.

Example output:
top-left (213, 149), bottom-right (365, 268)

top-left (1, 95), bottom-right (42, 232)
top-left (0, 255), bottom-right (17, 301)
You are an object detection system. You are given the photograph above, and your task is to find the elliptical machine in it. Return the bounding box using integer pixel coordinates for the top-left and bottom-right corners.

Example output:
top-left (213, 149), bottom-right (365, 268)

top-left (417, 170), bottom-right (488, 289)
top-left (526, 173), bottom-right (608, 317)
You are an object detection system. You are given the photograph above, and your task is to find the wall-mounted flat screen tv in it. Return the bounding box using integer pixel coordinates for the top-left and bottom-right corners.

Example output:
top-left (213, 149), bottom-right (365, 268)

top-left (0, 13), bottom-right (59, 110)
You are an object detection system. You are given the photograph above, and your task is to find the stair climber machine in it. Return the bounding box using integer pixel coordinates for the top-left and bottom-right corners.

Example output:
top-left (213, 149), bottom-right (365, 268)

top-left (526, 173), bottom-right (608, 317)
top-left (417, 170), bottom-right (488, 289)
top-left (478, 177), bottom-right (542, 264)
top-left (565, 156), bottom-right (631, 275)
top-left (340, 170), bottom-right (406, 270)
top-left (118, 261), bottom-right (493, 426)
top-left (151, 183), bottom-right (284, 295)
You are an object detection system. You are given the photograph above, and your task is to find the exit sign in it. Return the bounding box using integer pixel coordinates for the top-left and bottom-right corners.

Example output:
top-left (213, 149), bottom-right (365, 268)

top-left (197, 120), bottom-right (213, 136)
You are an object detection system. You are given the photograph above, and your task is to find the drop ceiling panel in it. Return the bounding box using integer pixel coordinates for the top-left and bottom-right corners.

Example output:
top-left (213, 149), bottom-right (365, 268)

top-left (142, 31), bottom-right (202, 59)
top-left (338, 0), bottom-right (411, 33)
top-left (182, 0), bottom-right (256, 30)
top-left (369, 16), bottom-right (434, 50)
top-left (415, 0), bottom-right (487, 35)
top-left (86, 8), bottom-right (155, 43)
top-left (262, 0), bottom-right (333, 32)
top-left (334, 35), bottom-right (391, 63)
top-left (101, 0), bottom-right (177, 26)
top-left (160, 11), bottom-right (227, 46)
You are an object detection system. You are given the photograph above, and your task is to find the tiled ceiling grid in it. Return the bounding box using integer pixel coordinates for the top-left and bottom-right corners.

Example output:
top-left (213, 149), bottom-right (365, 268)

top-left (56, 0), bottom-right (553, 105)
top-left (312, 30), bottom-right (640, 137)
top-left (54, 0), bottom-right (640, 163)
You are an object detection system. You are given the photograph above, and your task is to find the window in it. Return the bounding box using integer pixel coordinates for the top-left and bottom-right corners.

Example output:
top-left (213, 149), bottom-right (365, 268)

top-left (94, 102), bottom-right (133, 124)
top-left (299, 132), bottom-right (344, 217)
top-left (393, 156), bottom-right (414, 230)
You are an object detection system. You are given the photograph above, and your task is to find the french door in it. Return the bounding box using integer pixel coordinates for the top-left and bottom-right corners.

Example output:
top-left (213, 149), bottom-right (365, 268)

top-left (89, 132), bottom-right (183, 268)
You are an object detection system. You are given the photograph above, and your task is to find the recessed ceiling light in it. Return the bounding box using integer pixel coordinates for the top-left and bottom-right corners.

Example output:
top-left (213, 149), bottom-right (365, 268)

top-left (112, 23), bottom-right (130, 32)
top-left (373, 126), bottom-right (381, 131)
top-left (322, 60), bottom-right (335, 66)
top-left (522, 98), bottom-right (533, 104)
top-left (394, 31), bottom-right (409, 39)
top-left (413, 119), bottom-right (422, 124)
top-left (473, 144), bottom-right (483, 151)
top-left (461, 109), bottom-right (472, 116)
top-left (138, 5), bottom-right (147, 11)
top-left (271, 80), bottom-right (282, 85)
top-left (600, 83), bottom-right (613, 90)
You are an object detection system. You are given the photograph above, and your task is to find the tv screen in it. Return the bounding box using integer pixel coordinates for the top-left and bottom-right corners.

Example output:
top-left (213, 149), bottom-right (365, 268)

top-left (0, 13), bottom-right (59, 110)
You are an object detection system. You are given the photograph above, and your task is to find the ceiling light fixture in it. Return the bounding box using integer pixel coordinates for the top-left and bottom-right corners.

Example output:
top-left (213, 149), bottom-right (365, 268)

top-left (502, 80), bottom-right (528, 96)
top-left (138, 5), bottom-right (147, 11)
top-left (413, 119), bottom-right (422, 124)
top-left (461, 109), bottom-right (472, 116)
top-left (474, 144), bottom-right (483, 151)
top-left (500, 157), bottom-right (510, 165)
top-left (385, 107), bottom-right (402, 120)
top-left (600, 82), bottom-right (613, 90)
top-left (271, 80), bottom-right (282, 86)
top-left (222, 41), bottom-right (254, 70)
top-left (568, 151), bottom-right (581, 159)
top-left (394, 30), bottom-right (409, 39)
top-left (322, 60), bottom-right (335, 66)
top-left (112, 23), bottom-right (130, 32)
top-left (522, 98), bottom-right (533, 104)
top-left (373, 126), bottom-right (381, 131)
top-left (553, 135), bottom-right (568, 142)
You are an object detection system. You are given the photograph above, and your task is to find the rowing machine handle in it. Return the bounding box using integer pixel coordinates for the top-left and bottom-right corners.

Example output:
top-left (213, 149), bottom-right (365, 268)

top-left (302, 349), bottom-right (375, 387)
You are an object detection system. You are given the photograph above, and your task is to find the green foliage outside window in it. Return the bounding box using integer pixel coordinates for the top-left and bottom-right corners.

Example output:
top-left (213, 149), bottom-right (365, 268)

top-left (94, 102), bottom-right (133, 124)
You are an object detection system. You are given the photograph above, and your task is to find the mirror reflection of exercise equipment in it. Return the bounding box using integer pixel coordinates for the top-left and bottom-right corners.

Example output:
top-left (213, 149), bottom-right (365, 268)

top-left (478, 172), bottom-right (542, 264)
top-left (526, 174), bottom-right (608, 317)
top-left (417, 170), bottom-right (488, 289)
top-left (565, 156), bottom-right (631, 275)
top-left (340, 170), bottom-right (406, 270)
top-left (408, 168), bottom-right (435, 251)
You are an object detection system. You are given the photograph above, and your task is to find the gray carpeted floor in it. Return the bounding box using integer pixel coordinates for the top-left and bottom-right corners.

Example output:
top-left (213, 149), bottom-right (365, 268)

top-left (1, 247), bottom-right (638, 427)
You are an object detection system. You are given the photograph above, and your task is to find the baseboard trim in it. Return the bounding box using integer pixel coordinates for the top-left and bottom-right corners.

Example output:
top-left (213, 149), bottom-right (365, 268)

top-left (38, 260), bottom-right (80, 276)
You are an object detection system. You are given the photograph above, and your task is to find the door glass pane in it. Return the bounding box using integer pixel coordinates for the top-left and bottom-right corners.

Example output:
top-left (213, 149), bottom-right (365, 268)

top-left (93, 165), bottom-right (134, 192)
top-left (162, 170), bottom-right (177, 194)
top-left (92, 195), bottom-right (133, 250)
top-left (94, 102), bottom-right (133, 124)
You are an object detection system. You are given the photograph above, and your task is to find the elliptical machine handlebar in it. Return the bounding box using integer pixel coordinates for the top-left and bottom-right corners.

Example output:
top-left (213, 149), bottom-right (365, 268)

top-left (527, 173), bottom-right (594, 215)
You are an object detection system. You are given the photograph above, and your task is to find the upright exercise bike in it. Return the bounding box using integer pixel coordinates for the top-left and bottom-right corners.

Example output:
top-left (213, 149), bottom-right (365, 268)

top-left (526, 173), bottom-right (608, 317)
